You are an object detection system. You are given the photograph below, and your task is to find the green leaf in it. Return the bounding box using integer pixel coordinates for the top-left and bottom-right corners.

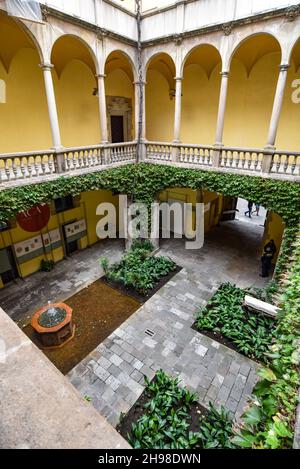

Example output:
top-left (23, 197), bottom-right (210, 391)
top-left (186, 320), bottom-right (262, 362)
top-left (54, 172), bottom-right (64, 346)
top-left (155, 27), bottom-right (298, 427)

top-left (242, 405), bottom-right (262, 426)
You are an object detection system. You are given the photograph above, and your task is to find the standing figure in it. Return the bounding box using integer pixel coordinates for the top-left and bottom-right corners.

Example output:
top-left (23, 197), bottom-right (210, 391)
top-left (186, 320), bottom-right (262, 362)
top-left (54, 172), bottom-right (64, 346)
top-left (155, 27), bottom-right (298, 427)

top-left (260, 239), bottom-right (276, 277)
top-left (244, 201), bottom-right (253, 218)
top-left (252, 203), bottom-right (260, 216)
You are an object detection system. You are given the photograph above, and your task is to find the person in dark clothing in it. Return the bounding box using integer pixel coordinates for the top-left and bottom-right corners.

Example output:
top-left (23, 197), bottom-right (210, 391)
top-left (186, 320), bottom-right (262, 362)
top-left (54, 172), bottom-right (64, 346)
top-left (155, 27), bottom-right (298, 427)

top-left (260, 239), bottom-right (276, 277)
top-left (244, 201), bottom-right (253, 218)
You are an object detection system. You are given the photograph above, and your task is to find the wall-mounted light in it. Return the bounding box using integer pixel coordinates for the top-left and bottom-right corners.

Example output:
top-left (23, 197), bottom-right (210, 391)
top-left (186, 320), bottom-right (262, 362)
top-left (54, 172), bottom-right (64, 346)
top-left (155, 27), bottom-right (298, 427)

top-left (169, 89), bottom-right (176, 100)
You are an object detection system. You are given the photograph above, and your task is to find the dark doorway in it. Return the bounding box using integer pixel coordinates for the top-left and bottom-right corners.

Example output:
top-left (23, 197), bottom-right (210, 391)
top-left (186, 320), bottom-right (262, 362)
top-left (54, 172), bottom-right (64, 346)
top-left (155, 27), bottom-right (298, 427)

top-left (0, 246), bottom-right (20, 285)
top-left (221, 196), bottom-right (238, 221)
top-left (62, 223), bottom-right (79, 256)
top-left (111, 115), bottom-right (124, 143)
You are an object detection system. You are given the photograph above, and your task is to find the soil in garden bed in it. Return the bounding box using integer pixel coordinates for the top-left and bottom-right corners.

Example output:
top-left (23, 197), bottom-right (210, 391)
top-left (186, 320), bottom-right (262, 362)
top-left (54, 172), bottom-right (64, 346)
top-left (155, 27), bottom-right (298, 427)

top-left (101, 264), bottom-right (182, 303)
top-left (23, 281), bottom-right (140, 375)
top-left (117, 380), bottom-right (209, 440)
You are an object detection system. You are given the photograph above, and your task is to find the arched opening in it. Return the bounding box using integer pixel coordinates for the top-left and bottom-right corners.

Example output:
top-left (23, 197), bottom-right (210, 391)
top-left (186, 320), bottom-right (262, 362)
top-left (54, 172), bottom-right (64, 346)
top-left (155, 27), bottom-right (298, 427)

top-left (51, 35), bottom-right (100, 147)
top-left (224, 33), bottom-right (281, 148)
top-left (145, 53), bottom-right (176, 141)
top-left (276, 38), bottom-right (300, 150)
top-left (104, 50), bottom-right (135, 142)
top-left (0, 11), bottom-right (52, 152)
top-left (158, 186), bottom-right (284, 286)
top-left (181, 44), bottom-right (222, 144)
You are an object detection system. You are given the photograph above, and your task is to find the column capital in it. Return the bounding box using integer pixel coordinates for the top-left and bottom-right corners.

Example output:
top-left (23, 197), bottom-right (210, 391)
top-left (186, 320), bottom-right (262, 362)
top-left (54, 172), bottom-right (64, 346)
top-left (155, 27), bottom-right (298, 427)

top-left (96, 73), bottom-right (106, 79)
top-left (174, 76), bottom-right (183, 81)
top-left (279, 64), bottom-right (290, 72)
top-left (40, 63), bottom-right (54, 71)
top-left (220, 71), bottom-right (230, 77)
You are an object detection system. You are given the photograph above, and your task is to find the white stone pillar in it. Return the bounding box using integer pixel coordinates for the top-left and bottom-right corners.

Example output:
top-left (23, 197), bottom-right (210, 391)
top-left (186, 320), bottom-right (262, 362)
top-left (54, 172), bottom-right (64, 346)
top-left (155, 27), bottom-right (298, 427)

top-left (173, 77), bottom-right (183, 143)
top-left (265, 64), bottom-right (290, 149)
top-left (134, 81), bottom-right (146, 141)
top-left (40, 63), bottom-right (62, 150)
top-left (215, 71), bottom-right (229, 145)
top-left (96, 74), bottom-right (108, 143)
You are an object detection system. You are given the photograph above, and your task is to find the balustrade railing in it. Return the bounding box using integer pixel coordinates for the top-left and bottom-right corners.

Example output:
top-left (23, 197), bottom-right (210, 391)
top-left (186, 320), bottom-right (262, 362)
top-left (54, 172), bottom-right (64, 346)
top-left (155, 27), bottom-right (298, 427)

top-left (220, 147), bottom-right (263, 172)
top-left (0, 141), bottom-right (299, 186)
top-left (271, 151), bottom-right (300, 175)
top-left (0, 142), bottom-right (137, 183)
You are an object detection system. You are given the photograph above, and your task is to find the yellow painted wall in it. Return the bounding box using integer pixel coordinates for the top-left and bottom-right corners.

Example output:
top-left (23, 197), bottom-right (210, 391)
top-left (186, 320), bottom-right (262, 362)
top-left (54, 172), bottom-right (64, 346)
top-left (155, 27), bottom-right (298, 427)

top-left (158, 187), bottom-right (222, 235)
top-left (262, 211), bottom-right (285, 263)
top-left (146, 69), bottom-right (174, 141)
top-left (276, 64), bottom-right (300, 151)
top-left (0, 49), bottom-right (52, 152)
top-left (181, 64), bottom-right (221, 144)
top-left (54, 60), bottom-right (101, 147)
top-left (223, 53), bottom-right (280, 148)
top-left (0, 190), bottom-right (120, 287)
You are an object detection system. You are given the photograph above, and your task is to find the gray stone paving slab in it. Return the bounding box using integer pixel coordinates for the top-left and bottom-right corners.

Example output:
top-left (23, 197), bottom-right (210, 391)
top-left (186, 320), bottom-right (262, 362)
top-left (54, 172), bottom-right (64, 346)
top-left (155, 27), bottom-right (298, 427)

top-left (69, 266), bottom-right (260, 426)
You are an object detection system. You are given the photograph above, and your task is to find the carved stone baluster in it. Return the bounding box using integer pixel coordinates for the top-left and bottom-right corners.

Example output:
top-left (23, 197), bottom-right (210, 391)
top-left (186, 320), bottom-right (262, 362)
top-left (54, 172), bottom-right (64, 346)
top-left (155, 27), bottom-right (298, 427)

top-left (283, 155), bottom-right (289, 174)
top-left (5, 160), bottom-right (11, 181)
top-left (20, 158), bottom-right (26, 178)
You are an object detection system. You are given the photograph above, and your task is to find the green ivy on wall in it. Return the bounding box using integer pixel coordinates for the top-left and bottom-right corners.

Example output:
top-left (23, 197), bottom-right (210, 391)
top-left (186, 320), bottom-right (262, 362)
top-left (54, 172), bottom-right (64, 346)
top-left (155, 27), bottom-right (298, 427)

top-left (0, 162), bottom-right (299, 280)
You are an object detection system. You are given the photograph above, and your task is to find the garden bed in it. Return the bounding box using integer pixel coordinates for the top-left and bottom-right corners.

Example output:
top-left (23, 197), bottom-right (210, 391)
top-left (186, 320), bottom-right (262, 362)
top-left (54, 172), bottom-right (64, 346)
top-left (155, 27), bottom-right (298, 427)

top-left (23, 281), bottom-right (140, 375)
top-left (117, 370), bottom-right (236, 449)
top-left (101, 265), bottom-right (181, 303)
top-left (193, 283), bottom-right (276, 363)
top-left (100, 240), bottom-right (180, 302)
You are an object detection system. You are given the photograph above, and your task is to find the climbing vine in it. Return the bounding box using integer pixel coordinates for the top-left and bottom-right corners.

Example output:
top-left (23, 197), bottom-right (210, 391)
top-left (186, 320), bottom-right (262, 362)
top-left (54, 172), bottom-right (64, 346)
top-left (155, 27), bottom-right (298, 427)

top-left (0, 162), bottom-right (299, 281)
top-left (233, 227), bottom-right (300, 449)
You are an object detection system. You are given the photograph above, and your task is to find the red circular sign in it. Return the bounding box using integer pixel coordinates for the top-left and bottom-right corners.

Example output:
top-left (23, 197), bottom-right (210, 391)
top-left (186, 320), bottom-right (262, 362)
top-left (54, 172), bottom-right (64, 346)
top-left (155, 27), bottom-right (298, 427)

top-left (17, 204), bottom-right (51, 232)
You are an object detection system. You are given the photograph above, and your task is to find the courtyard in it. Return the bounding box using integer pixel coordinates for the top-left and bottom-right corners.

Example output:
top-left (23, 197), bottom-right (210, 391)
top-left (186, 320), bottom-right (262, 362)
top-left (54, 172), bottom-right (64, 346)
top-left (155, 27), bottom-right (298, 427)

top-left (0, 0), bottom-right (299, 455)
top-left (0, 217), bottom-right (268, 431)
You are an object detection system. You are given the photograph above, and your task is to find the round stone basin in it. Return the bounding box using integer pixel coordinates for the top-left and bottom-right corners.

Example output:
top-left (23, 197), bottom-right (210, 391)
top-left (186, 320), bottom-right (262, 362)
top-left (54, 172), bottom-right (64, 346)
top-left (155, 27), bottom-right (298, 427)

top-left (31, 302), bottom-right (75, 348)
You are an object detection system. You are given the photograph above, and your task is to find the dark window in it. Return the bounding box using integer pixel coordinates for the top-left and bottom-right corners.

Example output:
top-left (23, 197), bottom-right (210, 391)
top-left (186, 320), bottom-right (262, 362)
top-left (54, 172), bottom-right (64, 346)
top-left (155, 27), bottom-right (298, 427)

top-left (54, 195), bottom-right (74, 213)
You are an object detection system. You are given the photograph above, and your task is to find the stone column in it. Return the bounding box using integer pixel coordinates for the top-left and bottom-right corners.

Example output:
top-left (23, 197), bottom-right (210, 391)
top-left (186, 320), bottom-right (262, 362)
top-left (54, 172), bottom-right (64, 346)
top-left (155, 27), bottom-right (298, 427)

top-left (40, 63), bottom-right (62, 151)
top-left (212, 71), bottom-right (229, 167)
top-left (265, 64), bottom-right (290, 149)
top-left (96, 74), bottom-right (108, 143)
top-left (215, 71), bottom-right (229, 146)
top-left (134, 80), bottom-right (146, 141)
top-left (173, 77), bottom-right (183, 143)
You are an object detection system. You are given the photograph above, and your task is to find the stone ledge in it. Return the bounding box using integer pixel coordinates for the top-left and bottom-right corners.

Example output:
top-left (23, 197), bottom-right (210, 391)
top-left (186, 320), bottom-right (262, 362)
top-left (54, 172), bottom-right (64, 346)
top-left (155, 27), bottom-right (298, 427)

top-left (0, 307), bottom-right (130, 449)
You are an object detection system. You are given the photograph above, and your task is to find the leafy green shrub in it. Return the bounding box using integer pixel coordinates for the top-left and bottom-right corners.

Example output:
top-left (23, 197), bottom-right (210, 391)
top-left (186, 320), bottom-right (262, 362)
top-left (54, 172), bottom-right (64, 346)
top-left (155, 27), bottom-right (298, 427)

top-left (126, 370), bottom-right (235, 449)
top-left (233, 230), bottom-right (300, 449)
top-left (99, 256), bottom-right (109, 274)
top-left (195, 283), bottom-right (276, 362)
top-left (101, 241), bottom-right (176, 295)
top-left (40, 259), bottom-right (55, 272)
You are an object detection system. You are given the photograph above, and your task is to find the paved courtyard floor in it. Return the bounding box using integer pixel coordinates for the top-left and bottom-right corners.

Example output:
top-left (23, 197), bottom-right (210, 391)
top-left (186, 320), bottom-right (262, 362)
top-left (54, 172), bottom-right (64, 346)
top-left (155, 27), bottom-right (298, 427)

top-left (69, 268), bottom-right (260, 427)
top-left (0, 218), bottom-right (267, 427)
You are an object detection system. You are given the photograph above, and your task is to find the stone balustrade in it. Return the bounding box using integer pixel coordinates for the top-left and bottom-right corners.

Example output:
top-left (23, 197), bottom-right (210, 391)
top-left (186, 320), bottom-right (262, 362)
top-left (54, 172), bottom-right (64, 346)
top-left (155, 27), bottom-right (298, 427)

top-left (0, 141), bottom-right (299, 188)
top-left (145, 142), bottom-right (300, 180)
